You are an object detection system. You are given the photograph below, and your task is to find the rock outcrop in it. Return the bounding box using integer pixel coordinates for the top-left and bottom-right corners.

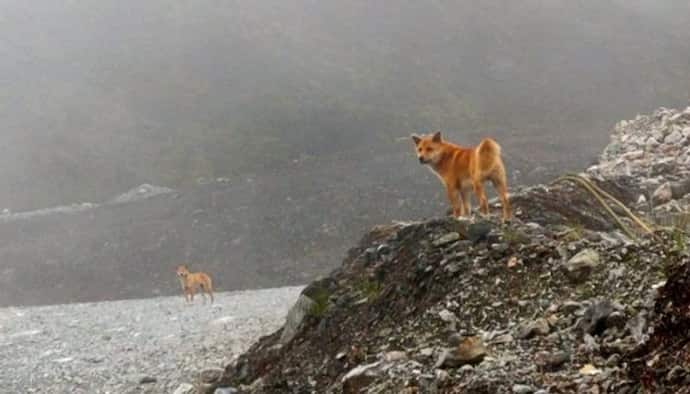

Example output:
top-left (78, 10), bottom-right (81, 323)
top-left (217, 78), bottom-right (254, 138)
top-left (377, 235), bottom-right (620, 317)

top-left (203, 106), bottom-right (690, 393)
top-left (589, 106), bottom-right (690, 225)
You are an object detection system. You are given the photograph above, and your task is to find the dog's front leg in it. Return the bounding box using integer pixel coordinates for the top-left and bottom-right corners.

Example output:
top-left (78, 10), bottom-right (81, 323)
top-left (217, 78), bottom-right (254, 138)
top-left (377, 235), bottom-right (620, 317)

top-left (459, 188), bottom-right (471, 218)
top-left (445, 183), bottom-right (462, 218)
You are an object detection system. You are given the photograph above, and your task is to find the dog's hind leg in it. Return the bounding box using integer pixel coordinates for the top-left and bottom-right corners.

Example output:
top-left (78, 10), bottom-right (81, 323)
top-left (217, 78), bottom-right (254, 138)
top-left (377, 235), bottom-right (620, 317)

top-left (460, 187), bottom-right (471, 218)
top-left (472, 180), bottom-right (490, 216)
top-left (202, 280), bottom-right (214, 304)
top-left (490, 167), bottom-right (511, 220)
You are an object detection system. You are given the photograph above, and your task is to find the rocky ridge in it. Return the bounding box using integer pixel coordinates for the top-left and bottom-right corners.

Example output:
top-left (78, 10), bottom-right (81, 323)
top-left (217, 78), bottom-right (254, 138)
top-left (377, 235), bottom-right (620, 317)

top-left (589, 106), bottom-right (690, 222)
top-left (197, 106), bottom-right (690, 393)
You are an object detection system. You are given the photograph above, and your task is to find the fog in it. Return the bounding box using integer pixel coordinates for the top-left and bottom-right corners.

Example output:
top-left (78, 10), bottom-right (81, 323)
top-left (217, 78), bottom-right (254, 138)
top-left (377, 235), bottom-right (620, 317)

top-left (1, 0), bottom-right (690, 305)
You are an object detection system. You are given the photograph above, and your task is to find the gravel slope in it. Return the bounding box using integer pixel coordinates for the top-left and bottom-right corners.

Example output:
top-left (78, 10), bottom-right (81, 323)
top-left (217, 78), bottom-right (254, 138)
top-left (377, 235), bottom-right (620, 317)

top-left (0, 286), bottom-right (302, 394)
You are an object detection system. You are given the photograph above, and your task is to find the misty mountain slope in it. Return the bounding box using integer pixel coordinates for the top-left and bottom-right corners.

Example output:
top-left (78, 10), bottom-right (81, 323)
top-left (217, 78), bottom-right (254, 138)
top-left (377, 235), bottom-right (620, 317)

top-left (3, 0), bottom-right (690, 310)
top-left (2, 102), bottom-right (687, 307)
top-left (0, 153), bottom-right (451, 307)
top-left (2, 0), bottom-right (690, 211)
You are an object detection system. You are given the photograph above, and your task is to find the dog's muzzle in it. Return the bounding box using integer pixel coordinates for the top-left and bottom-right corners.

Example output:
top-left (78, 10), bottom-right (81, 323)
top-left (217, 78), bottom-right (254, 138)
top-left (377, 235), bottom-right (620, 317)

top-left (418, 157), bottom-right (428, 164)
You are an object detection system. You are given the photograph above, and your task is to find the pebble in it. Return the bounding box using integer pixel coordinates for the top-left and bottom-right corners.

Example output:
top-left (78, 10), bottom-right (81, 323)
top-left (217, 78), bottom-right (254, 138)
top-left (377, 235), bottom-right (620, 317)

top-left (433, 232), bottom-right (461, 247)
top-left (513, 384), bottom-right (535, 394)
top-left (173, 383), bottom-right (196, 394)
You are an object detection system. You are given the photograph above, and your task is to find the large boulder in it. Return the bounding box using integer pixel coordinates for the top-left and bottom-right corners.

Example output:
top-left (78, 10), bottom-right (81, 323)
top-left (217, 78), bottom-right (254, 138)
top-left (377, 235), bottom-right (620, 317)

top-left (279, 277), bottom-right (335, 344)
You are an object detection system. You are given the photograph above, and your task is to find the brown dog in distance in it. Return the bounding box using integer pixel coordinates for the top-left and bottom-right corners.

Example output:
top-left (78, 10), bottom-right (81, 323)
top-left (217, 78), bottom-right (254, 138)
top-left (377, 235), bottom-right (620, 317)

top-left (176, 265), bottom-right (214, 304)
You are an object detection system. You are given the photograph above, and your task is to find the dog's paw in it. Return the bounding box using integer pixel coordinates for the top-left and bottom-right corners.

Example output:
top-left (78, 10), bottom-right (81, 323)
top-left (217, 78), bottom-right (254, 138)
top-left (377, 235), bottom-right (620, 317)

top-left (454, 215), bottom-right (471, 223)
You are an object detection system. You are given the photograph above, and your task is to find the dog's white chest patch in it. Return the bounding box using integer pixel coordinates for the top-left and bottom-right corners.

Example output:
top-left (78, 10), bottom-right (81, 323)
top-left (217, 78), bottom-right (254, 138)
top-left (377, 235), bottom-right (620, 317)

top-left (426, 166), bottom-right (445, 184)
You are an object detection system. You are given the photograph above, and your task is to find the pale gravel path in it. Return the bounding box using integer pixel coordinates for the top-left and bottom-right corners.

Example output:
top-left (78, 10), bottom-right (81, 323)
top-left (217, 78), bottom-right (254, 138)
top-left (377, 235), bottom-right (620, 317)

top-left (0, 286), bottom-right (303, 394)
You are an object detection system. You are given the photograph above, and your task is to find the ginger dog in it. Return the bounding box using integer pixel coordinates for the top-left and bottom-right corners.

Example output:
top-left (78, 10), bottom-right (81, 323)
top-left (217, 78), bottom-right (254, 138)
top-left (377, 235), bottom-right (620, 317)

top-left (176, 265), bottom-right (214, 304)
top-left (411, 131), bottom-right (511, 220)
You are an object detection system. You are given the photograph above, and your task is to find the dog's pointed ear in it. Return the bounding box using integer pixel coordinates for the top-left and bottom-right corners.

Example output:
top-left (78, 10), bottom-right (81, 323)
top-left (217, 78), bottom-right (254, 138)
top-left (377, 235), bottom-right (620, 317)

top-left (411, 134), bottom-right (421, 145)
top-left (431, 131), bottom-right (442, 142)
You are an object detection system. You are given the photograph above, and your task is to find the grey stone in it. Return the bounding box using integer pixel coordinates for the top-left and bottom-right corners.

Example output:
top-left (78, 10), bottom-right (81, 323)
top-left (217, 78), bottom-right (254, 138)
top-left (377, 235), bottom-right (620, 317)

top-left (666, 129), bottom-right (685, 144)
top-left (376, 243), bottom-right (391, 255)
top-left (279, 294), bottom-right (316, 345)
top-left (467, 222), bottom-right (493, 243)
top-left (435, 369), bottom-right (450, 382)
top-left (433, 232), bottom-right (460, 247)
top-left (517, 318), bottom-right (550, 339)
top-left (418, 347), bottom-right (434, 360)
top-left (435, 336), bottom-right (487, 368)
top-left (578, 300), bottom-right (614, 336)
top-left (560, 300), bottom-right (583, 315)
top-left (491, 334), bottom-right (514, 344)
top-left (581, 334), bottom-right (600, 354)
top-left (214, 388), bottom-right (239, 394)
top-left (512, 384), bottom-right (535, 394)
top-left (383, 351), bottom-right (407, 362)
top-left (666, 365), bottom-right (688, 382)
top-left (173, 383), bottom-right (196, 394)
top-left (138, 376), bottom-right (157, 384)
top-left (627, 312), bottom-right (648, 344)
top-left (438, 309), bottom-right (457, 323)
top-left (605, 311), bottom-right (628, 330)
top-left (564, 249), bottom-right (600, 282)
top-left (342, 362), bottom-right (381, 394)
top-left (683, 126), bottom-right (690, 138)
top-left (445, 262), bottom-right (461, 274)
top-left (606, 354), bottom-right (621, 367)
top-left (199, 368), bottom-right (224, 384)
top-left (536, 351), bottom-right (570, 371)
top-left (653, 182), bottom-right (673, 204)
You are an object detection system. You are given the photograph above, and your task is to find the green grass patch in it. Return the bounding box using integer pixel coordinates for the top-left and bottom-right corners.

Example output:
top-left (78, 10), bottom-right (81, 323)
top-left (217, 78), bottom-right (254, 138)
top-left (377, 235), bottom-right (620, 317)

top-left (354, 278), bottom-right (382, 301)
top-left (308, 287), bottom-right (332, 318)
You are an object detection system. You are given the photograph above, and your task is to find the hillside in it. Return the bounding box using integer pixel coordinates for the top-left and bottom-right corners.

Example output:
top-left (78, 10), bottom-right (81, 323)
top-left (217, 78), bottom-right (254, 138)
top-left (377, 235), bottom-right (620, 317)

top-left (5, 106), bottom-right (690, 308)
top-left (197, 106), bottom-right (690, 393)
top-left (0, 160), bottom-right (447, 307)
top-left (5, 1), bottom-right (690, 307)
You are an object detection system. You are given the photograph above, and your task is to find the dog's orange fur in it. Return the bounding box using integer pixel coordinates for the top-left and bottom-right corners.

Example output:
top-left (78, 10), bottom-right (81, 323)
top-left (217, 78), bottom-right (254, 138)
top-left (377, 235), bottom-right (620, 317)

top-left (411, 131), bottom-right (511, 220)
top-left (176, 265), bottom-right (214, 304)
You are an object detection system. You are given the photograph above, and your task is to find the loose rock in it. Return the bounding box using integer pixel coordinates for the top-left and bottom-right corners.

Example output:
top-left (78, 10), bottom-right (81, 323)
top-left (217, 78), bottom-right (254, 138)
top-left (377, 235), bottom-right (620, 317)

top-left (564, 249), bottom-right (600, 283)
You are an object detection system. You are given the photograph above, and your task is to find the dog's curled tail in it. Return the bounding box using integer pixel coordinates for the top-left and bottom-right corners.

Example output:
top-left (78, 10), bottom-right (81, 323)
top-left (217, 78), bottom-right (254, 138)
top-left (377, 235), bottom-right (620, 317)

top-left (477, 138), bottom-right (502, 171)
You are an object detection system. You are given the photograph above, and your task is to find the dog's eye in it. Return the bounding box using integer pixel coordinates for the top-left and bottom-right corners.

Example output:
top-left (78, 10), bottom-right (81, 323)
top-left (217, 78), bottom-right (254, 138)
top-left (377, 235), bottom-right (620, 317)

top-left (425, 147), bottom-right (432, 152)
